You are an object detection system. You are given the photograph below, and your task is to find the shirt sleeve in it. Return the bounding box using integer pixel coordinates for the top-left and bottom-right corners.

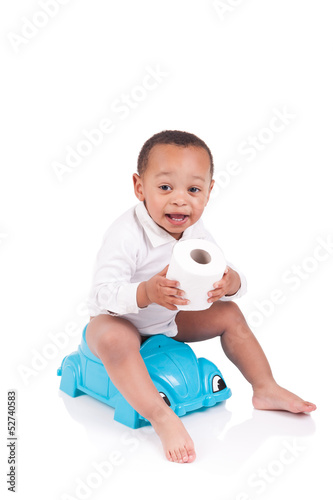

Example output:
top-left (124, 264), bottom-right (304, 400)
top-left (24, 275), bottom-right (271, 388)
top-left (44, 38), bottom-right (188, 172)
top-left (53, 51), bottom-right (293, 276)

top-left (203, 228), bottom-right (247, 301)
top-left (88, 223), bottom-right (143, 316)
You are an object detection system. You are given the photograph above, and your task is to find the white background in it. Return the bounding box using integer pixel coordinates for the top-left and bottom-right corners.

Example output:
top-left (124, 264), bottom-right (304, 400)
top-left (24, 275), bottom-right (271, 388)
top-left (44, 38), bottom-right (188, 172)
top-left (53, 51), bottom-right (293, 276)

top-left (1, 1), bottom-right (332, 499)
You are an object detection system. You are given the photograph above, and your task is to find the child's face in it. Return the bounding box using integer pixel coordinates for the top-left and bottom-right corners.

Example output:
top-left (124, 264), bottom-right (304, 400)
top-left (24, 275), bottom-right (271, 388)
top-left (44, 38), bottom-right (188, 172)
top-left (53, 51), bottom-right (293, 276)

top-left (133, 144), bottom-right (214, 239)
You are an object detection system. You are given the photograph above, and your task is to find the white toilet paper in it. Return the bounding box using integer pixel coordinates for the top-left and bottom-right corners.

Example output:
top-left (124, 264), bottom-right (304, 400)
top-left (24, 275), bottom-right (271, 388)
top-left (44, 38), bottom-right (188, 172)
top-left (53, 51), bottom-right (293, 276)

top-left (166, 238), bottom-right (226, 311)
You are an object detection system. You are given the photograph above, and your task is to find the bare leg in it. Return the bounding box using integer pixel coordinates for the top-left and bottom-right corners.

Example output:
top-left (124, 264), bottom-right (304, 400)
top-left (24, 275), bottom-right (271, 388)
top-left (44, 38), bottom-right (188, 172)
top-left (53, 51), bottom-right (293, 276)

top-left (175, 302), bottom-right (316, 413)
top-left (86, 314), bottom-right (196, 463)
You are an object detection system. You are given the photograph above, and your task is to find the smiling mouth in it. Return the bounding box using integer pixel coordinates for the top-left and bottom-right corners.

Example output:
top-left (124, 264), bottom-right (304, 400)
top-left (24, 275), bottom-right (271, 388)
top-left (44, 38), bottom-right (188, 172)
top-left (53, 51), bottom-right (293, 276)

top-left (165, 213), bottom-right (189, 225)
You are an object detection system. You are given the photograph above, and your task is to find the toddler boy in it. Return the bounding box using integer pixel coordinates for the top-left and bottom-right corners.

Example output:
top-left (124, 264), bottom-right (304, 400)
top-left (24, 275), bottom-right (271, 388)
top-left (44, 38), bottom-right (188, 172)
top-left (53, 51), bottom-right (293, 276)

top-left (86, 130), bottom-right (316, 464)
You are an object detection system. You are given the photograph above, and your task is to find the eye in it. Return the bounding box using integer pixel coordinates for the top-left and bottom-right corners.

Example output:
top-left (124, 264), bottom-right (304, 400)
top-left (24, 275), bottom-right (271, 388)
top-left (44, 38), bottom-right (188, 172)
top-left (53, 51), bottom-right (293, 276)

top-left (212, 375), bottom-right (226, 392)
top-left (189, 187), bottom-right (200, 193)
top-left (159, 392), bottom-right (171, 406)
top-left (159, 185), bottom-right (171, 191)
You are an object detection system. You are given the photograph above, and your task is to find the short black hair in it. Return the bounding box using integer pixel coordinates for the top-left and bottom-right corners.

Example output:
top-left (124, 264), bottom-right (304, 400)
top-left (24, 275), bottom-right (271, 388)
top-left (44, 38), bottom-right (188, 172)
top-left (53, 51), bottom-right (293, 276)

top-left (137, 130), bottom-right (214, 177)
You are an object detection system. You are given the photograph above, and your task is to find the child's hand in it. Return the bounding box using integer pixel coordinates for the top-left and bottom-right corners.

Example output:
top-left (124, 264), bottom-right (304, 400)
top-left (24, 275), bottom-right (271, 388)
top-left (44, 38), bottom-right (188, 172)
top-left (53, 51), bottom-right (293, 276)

top-left (137, 266), bottom-right (189, 310)
top-left (207, 266), bottom-right (241, 303)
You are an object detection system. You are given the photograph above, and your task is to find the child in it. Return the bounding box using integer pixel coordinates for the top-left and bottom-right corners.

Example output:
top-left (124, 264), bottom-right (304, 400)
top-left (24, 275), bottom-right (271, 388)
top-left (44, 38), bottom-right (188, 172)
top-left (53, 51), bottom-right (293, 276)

top-left (86, 130), bottom-right (316, 464)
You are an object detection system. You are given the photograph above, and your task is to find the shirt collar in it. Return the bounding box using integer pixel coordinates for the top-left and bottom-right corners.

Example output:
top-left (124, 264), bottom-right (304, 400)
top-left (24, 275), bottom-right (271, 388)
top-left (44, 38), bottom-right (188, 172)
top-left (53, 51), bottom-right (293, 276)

top-left (134, 202), bottom-right (207, 247)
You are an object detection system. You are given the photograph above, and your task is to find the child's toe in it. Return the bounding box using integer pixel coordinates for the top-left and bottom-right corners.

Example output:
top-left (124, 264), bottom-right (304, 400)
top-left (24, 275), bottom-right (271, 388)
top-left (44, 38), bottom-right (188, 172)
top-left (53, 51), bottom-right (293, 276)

top-left (180, 446), bottom-right (189, 463)
top-left (168, 449), bottom-right (177, 462)
top-left (171, 447), bottom-right (183, 463)
top-left (293, 400), bottom-right (316, 413)
top-left (185, 443), bottom-right (196, 463)
top-left (302, 401), bottom-right (317, 412)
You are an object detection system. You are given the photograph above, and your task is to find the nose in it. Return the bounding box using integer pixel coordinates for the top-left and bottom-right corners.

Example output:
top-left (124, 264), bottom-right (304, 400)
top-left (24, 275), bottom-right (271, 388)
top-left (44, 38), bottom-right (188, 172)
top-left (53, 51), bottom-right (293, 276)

top-left (170, 190), bottom-right (187, 206)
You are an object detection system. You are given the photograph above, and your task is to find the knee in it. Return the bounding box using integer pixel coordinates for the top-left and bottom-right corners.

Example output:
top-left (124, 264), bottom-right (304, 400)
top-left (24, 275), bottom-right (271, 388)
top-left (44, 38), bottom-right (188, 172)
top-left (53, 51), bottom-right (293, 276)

top-left (89, 319), bottom-right (140, 361)
top-left (98, 328), bottom-right (140, 361)
top-left (217, 301), bottom-right (246, 328)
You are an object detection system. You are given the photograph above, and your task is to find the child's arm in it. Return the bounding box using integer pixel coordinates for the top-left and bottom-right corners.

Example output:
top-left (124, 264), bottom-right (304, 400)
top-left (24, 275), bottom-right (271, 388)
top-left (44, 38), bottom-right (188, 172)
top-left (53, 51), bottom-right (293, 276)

top-left (88, 222), bottom-right (147, 316)
top-left (88, 220), bottom-right (189, 316)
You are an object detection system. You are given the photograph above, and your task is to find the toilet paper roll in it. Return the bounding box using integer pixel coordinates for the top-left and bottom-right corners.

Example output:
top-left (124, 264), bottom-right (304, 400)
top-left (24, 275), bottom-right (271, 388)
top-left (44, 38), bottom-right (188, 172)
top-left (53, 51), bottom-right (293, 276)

top-left (166, 239), bottom-right (226, 311)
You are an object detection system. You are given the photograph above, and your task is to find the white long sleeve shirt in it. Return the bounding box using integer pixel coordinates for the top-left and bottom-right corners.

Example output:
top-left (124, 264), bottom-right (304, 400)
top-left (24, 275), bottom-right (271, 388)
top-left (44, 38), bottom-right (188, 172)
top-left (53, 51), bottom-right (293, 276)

top-left (87, 202), bottom-right (247, 337)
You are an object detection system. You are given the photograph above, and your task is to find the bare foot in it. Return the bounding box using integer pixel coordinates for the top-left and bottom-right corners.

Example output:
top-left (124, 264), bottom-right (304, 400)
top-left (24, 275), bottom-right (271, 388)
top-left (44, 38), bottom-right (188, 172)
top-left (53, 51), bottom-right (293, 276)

top-left (252, 382), bottom-right (317, 414)
top-left (150, 407), bottom-right (196, 463)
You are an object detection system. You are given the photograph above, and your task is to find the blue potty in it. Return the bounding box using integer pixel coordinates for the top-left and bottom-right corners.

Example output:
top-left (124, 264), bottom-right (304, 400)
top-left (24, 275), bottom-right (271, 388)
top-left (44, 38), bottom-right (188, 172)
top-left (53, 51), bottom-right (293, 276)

top-left (57, 325), bottom-right (231, 429)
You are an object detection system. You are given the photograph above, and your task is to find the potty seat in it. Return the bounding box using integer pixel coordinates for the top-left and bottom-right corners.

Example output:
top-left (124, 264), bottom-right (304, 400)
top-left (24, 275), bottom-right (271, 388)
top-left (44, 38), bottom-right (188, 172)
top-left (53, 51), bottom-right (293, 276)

top-left (57, 325), bottom-right (231, 429)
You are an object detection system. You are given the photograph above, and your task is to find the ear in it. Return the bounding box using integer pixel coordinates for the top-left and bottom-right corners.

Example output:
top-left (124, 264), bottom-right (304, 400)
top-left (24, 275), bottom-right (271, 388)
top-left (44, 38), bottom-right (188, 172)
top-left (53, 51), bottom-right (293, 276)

top-left (205, 179), bottom-right (215, 205)
top-left (133, 173), bottom-right (145, 201)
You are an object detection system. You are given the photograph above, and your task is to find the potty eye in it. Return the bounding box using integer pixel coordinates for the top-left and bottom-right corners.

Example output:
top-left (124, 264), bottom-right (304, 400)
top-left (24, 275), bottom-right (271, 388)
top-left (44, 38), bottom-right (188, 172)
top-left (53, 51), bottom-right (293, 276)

top-left (159, 392), bottom-right (171, 406)
top-left (212, 375), bottom-right (226, 392)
